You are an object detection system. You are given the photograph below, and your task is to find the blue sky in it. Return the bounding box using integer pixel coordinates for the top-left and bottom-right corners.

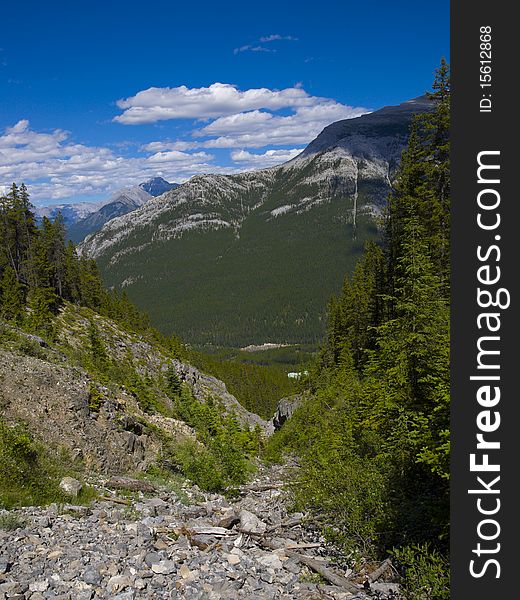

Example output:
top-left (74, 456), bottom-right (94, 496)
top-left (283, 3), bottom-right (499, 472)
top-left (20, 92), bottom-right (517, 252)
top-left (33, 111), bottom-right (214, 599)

top-left (0, 0), bottom-right (449, 205)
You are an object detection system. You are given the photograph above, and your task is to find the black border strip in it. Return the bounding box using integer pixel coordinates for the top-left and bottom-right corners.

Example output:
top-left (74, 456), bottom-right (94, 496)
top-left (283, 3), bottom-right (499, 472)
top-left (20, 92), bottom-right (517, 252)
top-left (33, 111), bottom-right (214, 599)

top-left (451, 1), bottom-right (517, 597)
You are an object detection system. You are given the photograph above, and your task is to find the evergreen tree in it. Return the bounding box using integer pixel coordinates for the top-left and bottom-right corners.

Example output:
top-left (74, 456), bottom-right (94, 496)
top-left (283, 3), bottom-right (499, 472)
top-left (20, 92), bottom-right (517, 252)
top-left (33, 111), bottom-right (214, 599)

top-left (0, 267), bottom-right (25, 322)
top-left (26, 287), bottom-right (59, 335)
top-left (272, 62), bottom-right (452, 569)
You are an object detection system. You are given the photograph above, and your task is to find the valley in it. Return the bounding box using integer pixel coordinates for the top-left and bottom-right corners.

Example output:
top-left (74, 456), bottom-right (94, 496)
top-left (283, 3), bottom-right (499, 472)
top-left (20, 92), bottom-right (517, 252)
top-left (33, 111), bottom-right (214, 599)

top-left (1, 66), bottom-right (450, 600)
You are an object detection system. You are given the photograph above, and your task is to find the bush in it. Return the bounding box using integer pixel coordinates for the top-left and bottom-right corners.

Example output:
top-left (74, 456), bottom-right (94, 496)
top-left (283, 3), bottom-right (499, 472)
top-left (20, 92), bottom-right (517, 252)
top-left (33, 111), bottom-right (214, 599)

top-left (173, 440), bottom-right (227, 492)
top-left (166, 389), bottom-right (257, 492)
top-left (88, 383), bottom-right (104, 412)
top-left (15, 336), bottom-right (47, 359)
top-left (0, 420), bottom-right (65, 508)
top-left (391, 543), bottom-right (450, 600)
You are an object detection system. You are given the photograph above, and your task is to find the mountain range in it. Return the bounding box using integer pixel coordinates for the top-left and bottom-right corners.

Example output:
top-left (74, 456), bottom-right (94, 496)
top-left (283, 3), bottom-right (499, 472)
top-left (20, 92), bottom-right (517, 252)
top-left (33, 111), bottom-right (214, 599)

top-left (79, 97), bottom-right (432, 346)
top-left (35, 177), bottom-right (178, 243)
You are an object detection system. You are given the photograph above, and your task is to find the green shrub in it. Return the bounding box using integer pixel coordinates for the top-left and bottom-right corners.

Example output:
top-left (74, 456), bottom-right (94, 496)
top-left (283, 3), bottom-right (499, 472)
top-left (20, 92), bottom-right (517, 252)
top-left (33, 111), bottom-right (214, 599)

top-left (173, 440), bottom-right (226, 492)
top-left (166, 389), bottom-right (257, 492)
top-left (14, 337), bottom-right (47, 359)
top-left (165, 366), bottom-right (182, 397)
top-left (0, 420), bottom-right (65, 508)
top-left (391, 543), bottom-right (450, 600)
top-left (88, 383), bottom-right (104, 412)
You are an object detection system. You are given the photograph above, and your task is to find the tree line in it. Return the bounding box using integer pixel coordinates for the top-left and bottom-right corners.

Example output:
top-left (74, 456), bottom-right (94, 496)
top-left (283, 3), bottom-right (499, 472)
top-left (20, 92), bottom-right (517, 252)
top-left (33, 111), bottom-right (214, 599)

top-left (0, 184), bottom-right (150, 335)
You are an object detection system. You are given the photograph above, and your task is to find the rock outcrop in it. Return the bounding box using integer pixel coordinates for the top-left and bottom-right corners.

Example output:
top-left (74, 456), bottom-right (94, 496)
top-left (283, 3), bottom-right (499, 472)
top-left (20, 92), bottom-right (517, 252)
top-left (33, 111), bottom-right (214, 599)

top-left (0, 304), bottom-right (271, 477)
top-left (272, 396), bottom-right (304, 431)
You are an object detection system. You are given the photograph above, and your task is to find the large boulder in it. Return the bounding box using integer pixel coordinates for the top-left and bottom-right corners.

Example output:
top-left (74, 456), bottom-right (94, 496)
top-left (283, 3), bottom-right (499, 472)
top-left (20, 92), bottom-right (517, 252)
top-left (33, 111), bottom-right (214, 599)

top-left (59, 477), bottom-right (82, 497)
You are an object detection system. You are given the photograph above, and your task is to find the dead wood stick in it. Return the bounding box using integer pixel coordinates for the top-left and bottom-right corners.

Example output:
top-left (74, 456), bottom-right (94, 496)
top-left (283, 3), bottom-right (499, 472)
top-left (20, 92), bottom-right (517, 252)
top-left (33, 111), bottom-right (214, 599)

top-left (289, 551), bottom-right (360, 593)
top-left (100, 495), bottom-right (131, 506)
top-left (203, 539), bottom-right (221, 553)
top-left (265, 515), bottom-right (304, 533)
top-left (368, 558), bottom-right (392, 583)
top-left (254, 536), bottom-right (359, 594)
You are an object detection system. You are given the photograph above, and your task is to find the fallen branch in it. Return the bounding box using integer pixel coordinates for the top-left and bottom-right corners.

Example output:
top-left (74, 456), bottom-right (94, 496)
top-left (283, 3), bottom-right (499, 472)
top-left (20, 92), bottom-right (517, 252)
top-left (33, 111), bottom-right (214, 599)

top-left (254, 536), bottom-right (359, 594)
top-left (368, 558), bottom-right (392, 583)
top-left (288, 552), bottom-right (360, 594)
top-left (202, 539), bottom-right (221, 553)
top-left (156, 525), bottom-right (232, 537)
top-left (99, 495), bottom-right (131, 506)
top-left (266, 514), bottom-right (303, 532)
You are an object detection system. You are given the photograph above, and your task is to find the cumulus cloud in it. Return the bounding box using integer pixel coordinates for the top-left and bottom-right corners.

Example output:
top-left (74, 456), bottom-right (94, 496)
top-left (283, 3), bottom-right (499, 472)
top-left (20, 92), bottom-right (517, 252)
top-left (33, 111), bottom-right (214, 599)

top-left (192, 101), bottom-right (367, 148)
top-left (115, 83), bottom-right (368, 149)
top-left (114, 83), bottom-right (319, 125)
top-left (141, 140), bottom-right (197, 152)
top-left (231, 148), bottom-right (302, 168)
top-left (2, 83), bottom-right (369, 204)
top-left (0, 120), bottom-right (220, 202)
top-left (146, 150), bottom-right (213, 163)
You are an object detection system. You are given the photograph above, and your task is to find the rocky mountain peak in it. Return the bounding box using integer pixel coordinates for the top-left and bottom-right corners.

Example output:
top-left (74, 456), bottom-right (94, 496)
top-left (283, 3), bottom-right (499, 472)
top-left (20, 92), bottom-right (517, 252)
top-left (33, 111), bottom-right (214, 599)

top-left (139, 177), bottom-right (179, 197)
top-left (298, 95), bottom-right (432, 158)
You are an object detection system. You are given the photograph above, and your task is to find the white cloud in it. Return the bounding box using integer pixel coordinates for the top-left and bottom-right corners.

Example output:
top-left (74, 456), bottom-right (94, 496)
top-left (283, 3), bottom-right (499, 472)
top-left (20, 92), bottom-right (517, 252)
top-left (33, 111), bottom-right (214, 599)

top-left (231, 148), bottom-right (302, 168)
top-left (120, 83), bottom-right (369, 150)
top-left (141, 140), bottom-right (197, 152)
top-left (193, 102), bottom-right (367, 148)
top-left (233, 45), bottom-right (274, 55)
top-left (259, 34), bottom-right (298, 42)
top-left (114, 83), bottom-right (322, 125)
top-left (0, 120), bottom-right (220, 202)
top-left (146, 150), bottom-right (213, 164)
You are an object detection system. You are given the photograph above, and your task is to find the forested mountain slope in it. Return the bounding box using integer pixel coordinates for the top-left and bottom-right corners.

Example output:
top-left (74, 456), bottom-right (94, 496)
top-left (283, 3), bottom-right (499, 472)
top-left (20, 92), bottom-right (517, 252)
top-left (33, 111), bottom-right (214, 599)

top-left (80, 97), bottom-right (432, 346)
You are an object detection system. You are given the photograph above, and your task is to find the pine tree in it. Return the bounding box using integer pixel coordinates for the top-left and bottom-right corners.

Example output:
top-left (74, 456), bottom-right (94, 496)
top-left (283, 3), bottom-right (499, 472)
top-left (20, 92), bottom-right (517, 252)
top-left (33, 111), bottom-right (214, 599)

top-left (0, 267), bottom-right (25, 322)
top-left (26, 287), bottom-right (59, 334)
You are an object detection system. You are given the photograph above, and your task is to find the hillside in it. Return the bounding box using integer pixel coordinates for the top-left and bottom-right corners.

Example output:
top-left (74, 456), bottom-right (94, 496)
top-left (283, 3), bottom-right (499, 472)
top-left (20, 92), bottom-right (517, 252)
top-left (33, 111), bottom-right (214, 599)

top-left (80, 97), bottom-right (432, 346)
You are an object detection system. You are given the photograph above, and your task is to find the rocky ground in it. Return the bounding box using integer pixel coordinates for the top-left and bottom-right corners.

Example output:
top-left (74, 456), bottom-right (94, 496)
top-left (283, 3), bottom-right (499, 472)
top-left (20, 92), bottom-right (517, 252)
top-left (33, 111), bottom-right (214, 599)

top-left (0, 464), bottom-right (400, 600)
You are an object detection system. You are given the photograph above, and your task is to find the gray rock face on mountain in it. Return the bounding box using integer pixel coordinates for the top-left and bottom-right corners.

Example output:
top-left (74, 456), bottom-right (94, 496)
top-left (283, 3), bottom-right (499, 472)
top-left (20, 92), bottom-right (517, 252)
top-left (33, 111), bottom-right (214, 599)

top-left (139, 176), bottom-right (179, 197)
top-left (79, 97), bottom-right (432, 345)
top-left (0, 348), bottom-right (157, 474)
top-left (67, 178), bottom-right (178, 243)
top-left (67, 186), bottom-right (152, 243)
top-left (272, 396), bottom-right (303, 431)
